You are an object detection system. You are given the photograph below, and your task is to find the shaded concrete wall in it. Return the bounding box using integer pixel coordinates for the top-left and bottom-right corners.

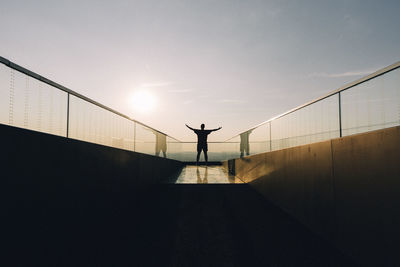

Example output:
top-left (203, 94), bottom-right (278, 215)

top-left (223, 126), bottom-right (400, 266)
top-left (1, 124), bottom-right (183, 210)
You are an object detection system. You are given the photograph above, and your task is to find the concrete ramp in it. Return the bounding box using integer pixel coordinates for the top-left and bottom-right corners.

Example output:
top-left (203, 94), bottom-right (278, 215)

top-left (4, 184), bottom-right (354, 266)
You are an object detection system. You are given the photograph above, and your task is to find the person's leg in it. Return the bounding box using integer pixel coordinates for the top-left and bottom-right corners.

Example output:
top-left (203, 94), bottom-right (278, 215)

top-left (204, 149), bottom-right (208, 165)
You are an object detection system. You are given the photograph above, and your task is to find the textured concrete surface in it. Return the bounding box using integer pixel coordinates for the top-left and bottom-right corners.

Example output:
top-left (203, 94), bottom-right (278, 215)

top-left (0, 123), bottom-right (184, 216)
top-left (0, 123), bottom-right (183, 185)
top-left (331, 126), bottom-right (400, 266)
top-left (224, 126), bottom-right (400, 266)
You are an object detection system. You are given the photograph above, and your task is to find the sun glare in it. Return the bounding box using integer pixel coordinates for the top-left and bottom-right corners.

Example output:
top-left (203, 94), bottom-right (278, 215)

top-left (131, 90), bottom-right (157, 112)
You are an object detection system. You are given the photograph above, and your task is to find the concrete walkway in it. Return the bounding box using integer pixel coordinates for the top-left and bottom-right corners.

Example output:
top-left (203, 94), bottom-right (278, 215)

top-left (6, 182), bottom-right (356, 266)
top-left (175, 165), bottom-right (243, 183)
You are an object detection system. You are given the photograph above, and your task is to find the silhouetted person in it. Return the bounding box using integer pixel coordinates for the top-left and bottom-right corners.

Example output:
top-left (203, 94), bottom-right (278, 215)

top-left (240, 129), bottom-right (253, 157)
top-left (186, 123), bottom-right (221, 165)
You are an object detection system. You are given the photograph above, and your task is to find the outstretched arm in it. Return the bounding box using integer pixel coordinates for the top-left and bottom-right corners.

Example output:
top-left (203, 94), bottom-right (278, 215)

top-left (185, 124), bottom-right (195, 131)
top-left (211, 127), bottom-right (222, 132)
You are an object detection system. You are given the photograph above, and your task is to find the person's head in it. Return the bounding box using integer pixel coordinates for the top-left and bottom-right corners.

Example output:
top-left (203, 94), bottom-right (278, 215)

top-left (201, 123), bottom-right (205, 130)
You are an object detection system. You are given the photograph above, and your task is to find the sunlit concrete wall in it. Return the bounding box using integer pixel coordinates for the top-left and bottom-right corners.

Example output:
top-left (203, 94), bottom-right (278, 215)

top-left (223, 126), bottom-right (400, 266)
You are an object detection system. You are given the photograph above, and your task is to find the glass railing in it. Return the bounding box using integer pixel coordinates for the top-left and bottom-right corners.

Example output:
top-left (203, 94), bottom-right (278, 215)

top-left (0, 56), bottom-right (180, 159)
top-left (1, 56), bottom-right (399, 163)
top-left (224, 61), bottom-right (400, 159)
top-left (166, 142), bottom-right (240, 162)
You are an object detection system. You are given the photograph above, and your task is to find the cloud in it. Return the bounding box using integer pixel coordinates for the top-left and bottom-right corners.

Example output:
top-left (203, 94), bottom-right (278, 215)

top-left (308, 69), bottom-right (375, 78)
top-left (168, 89), bottom-right (194, 93)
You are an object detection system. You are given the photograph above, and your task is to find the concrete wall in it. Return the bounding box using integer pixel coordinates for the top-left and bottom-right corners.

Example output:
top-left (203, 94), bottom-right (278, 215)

top-left (224, 126), bottom-right (400, 266)
top-left (1, 124), bottom-right (183, 210)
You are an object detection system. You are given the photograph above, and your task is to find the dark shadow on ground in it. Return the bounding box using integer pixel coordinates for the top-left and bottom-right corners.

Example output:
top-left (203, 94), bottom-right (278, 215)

top-left (4, 184), bottom-right (357, 266)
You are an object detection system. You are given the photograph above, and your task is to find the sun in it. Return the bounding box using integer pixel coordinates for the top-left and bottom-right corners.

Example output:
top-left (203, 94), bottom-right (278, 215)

top-left (131, 90), bottom-right (157, 112)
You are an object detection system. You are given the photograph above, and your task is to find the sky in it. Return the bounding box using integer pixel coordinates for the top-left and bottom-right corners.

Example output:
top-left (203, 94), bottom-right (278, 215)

top-left (1, 0), bottom-right (399, 141)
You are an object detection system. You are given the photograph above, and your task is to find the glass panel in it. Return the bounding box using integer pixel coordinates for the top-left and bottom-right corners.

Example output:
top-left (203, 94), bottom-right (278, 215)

top-left (383, 68), bottom-right (400, 127)
top-left (175, 139), bottom-right (240, 162)
top-left (135, 123), bottom-right (158, 155)
top-left (69, 95), bottom-right (134, 150)
top-left (222, 135), bottom-right (241, 160)
top-left (207, 142), bottom-right (233, 162)
top-left (179, 143), bottom-right (197, 162)
top-left (271, 95), bottom-right (340, 151)
top-left (245, 123), bottom-right (270, 156)
top-left (0, 64), bottom-right (68, 136)
top-left (0, 64), bottom-right (12, 125)
top-left (341, 68), bottom-right (400, 136)
top-left (7, 69), bottom-right (24, 128)
top-left (166, 136), bottom-right (182, 160)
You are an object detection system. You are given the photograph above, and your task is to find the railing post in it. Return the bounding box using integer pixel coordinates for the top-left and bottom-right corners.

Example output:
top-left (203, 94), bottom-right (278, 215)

top-left (133, 122), bottom-right (136, 151)
top-left (338, 92), bottom-right (342, 137)
top-left (66, 93), bottom-right (70, 138)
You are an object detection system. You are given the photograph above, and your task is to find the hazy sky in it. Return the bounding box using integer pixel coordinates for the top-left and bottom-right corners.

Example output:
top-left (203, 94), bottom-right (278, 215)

top-left (1, 0), bottom-right (399, 141)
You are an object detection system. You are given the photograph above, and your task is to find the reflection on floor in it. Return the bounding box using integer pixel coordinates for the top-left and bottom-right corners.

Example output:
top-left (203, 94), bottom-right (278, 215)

top-left (175, 165), bottom-right (243, 184)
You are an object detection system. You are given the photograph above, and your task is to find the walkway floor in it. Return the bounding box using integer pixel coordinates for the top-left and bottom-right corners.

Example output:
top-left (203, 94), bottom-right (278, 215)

top-left (175, 165), bottom-right (243, 183)
top-left (6, 176), bottom-right (356, 266)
